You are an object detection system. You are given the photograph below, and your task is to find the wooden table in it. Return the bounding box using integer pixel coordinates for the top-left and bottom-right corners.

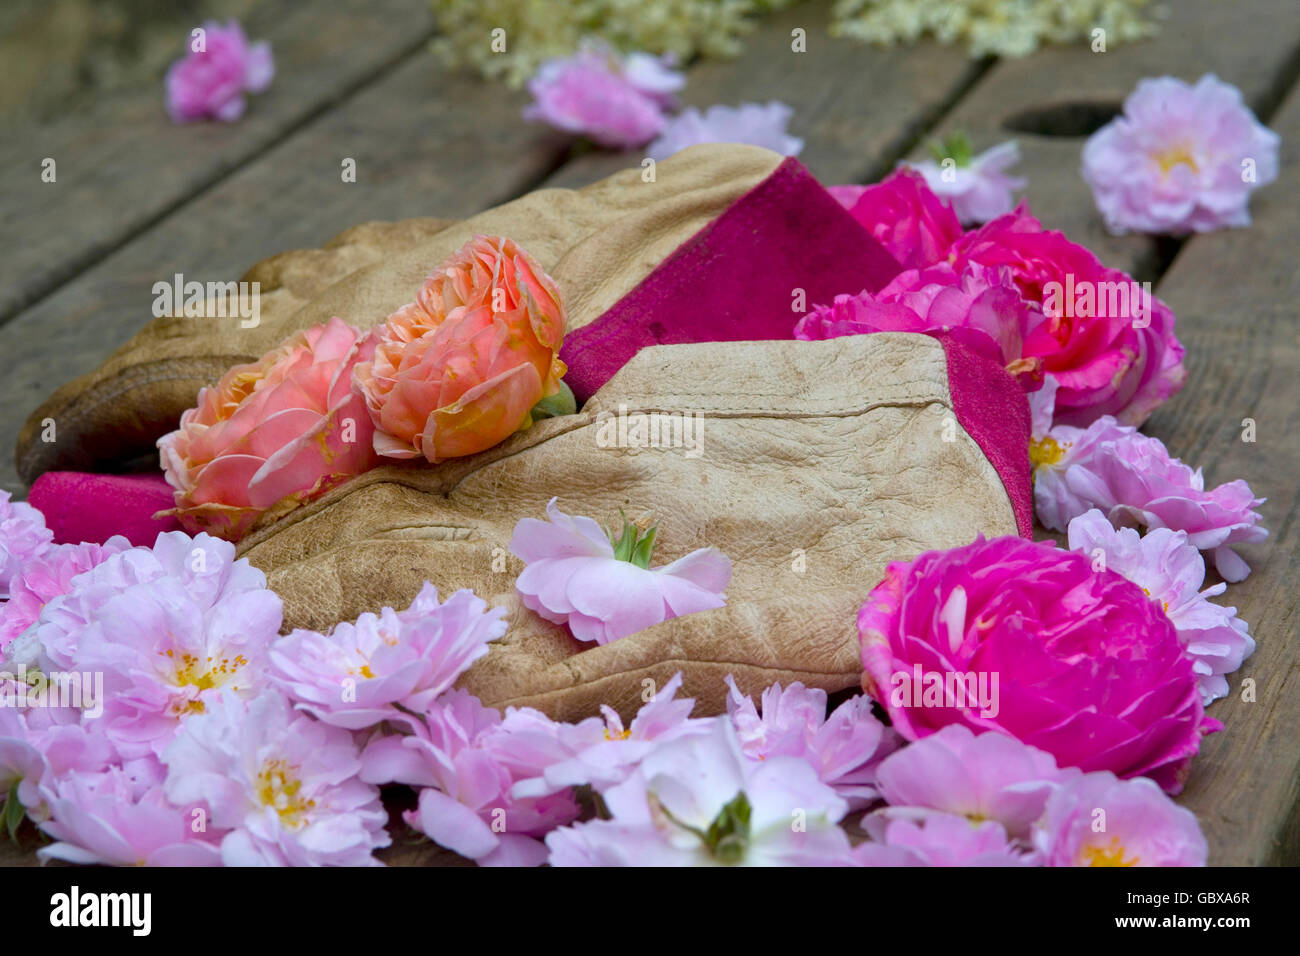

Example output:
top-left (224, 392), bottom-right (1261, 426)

top-left (2, 0), bottom-right (1297, 866)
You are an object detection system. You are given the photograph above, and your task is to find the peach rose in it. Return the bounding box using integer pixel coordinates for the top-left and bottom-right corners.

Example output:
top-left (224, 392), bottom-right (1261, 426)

top-left (355, 235), bottom-right (567, 463)
top-left (157, 316), bottom-right (378, 540)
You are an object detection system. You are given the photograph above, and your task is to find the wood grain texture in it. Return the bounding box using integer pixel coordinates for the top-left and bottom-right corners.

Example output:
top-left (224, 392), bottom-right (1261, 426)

top-left (902, 0), bottom-right (1300, 281)
top-left (0, 0), bottom-right (437, 323)
top-left (1141, 81), bottom-right (1300, 866)
top-left (2, 1), bottom-right (1299, 868)
top-left (0, 53), bottom-right (572, 496)
top-left (540, 0), bottom-right (990, 191)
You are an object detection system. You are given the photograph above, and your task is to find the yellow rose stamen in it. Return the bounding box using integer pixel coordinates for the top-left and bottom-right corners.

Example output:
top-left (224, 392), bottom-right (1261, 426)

top-left (257, 759), bottom-right (316, 828)
top-left (1080, 836), bottom-right (1140, 867)
top-left (1029, 436), bottom-right (1070, 470)
top-left (1152, 145), bottom-right (1199, 176)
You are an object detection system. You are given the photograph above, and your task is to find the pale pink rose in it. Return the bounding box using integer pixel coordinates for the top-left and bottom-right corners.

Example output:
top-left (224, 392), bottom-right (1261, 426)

top-left (510, 498), bottom-right (730, 645)
top-left (859, 535), bottom-right (1218, 793)
top-left (873, 726), bottom-right (1076, 839)
top-left (855, 811), bottom-right (1039, 867)
top-left (158, 316), bottom-right (378, 541)
top-left (795, 260), bottom-right (1044, 384)
top-left (841, 169), bottom-right (964, 270)
top-left (73, 565), bottom-right (282, 759)
top-left (1033, 412), bottom-right (1268, 582)
top-left (904, 140), bottom-right (1026, 225)
top-left (0, 707), bottom-right (47, 815)
top-left (1, 708), bottom-right (119, 822)
top-left (0, 537), bottom-right (131, 651)
top-left (11, 532), bottom-right (281, 762)
top-left (647, 102), bottom-right (803, 161)
top-left (953, 205), bottom-right (1186, 427)
top-left (0, 491), bottom-right (53, 599)
top-left (506, 672), bottom-right (713, 797)
top-left (165, 20), bottom-right (274, 123)
top-left (163, 690), bottom-right (390, 866)
top-left (361, 690), bottom-right (581, 867)
top-left (37, 769), bottom-right (223, 867)
top-left (523, 43), bottom-right (682, 148)
top-left (1067, 510), bottom-right (1255, 703)
top-left (725, 676), bottom-right (899, 809)
top-left (1083, 75), bottom-right (1280, 235)
top-left (268, 584), bottom-right (506, 730)
top-left (1033, 771), bottom-right (1208, 866)
top-left (546, 720), bottom-right (854, 867)
top-left (355, 236), bottom-right (568, 464)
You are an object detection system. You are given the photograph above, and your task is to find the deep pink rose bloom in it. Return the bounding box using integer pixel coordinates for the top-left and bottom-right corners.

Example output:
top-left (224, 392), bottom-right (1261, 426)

top-left (1083, 75), bottom-right (1279, 236)
top-left (158, 316), bottom-right (378, 540)
top-left (841, 169), bottom-right (964, 271)
top-left (165, 20), bottom-right (274, 123)
top-left (794, 260), bottom-right (1043, 385)
top-left (952, 206), bottom-right (1186, 426)
top-left (858, 535), bottom-right (1218, 793)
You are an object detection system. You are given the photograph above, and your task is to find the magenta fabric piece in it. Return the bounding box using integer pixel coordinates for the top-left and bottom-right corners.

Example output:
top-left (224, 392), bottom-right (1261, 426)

top-left (28, 471), bottom-right (180, 547)
top-left (933, 332), bottom-right (1034, 537)
top-left (559, 157), bottom-right (904, 402)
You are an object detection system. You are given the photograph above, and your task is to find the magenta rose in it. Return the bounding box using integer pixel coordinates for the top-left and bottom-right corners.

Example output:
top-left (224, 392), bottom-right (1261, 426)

top-left (795, 260), bottom-right (1043, 385)
top-left (842, 168), bottom-right (964, 271)
top-left (858, 535), bottom-right (1218, 794)
top-left (952, 206), bottom-right (1186, 427)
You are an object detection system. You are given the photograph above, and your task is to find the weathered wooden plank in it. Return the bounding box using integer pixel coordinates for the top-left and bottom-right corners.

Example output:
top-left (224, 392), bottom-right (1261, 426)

top-left (0, 53), bottom-right (573, 497)
top-left (541, 0), bottom-right (990, 191)
top-left (0, 0), bottom-right (437, 323)
top-left (902, 0), bottom-right (1300, 281)
top-left (1140, 80), bottom-right (1300, 867)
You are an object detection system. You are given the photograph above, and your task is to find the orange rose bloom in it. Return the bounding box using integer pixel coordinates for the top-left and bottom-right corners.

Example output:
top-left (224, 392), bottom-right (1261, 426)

top-left (355, 235), bottom-right (567, 463)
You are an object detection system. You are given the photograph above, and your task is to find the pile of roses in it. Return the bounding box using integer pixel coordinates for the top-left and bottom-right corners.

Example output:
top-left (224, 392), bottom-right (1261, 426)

top-left (0, 68), bottom-right (1273, 866)
top-left (0, 504), bottom-right (1208, 865)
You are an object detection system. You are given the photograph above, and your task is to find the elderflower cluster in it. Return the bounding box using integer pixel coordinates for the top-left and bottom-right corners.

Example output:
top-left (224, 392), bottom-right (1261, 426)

top-left (829, 0), bottom-right (1160, 59)
top-left (429, 0), bottom-right (797, 87)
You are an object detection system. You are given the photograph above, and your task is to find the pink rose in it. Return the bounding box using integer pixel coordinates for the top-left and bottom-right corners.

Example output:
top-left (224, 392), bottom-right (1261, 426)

top-left (165, 20), bottom-right (274, 123)
top-left (1033, 772), bottom-right (1208, 866)
top-left (522, 43), bottom-right (682, 149)
top-left (1083, 75), bottom-right (1279, 235)
top-left (158, 316), bottom-right (378, 540)
top-left (1034, 414), bottom-right (1267, 582)
top-left (509, 499), bottom-right (730, 646)
top-left (794, 260), bottom-right (1043, 384)
top-left (904, 140), bottom-right (1026, 226)
top-left (840, 168), bottom-right (964, 270)
top-left (858, 535), bottom-right (1218, 793)
top-left (952, 206), bottom-right (1186, 426)
top-left (355, 235), bottom-right (568, 464)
